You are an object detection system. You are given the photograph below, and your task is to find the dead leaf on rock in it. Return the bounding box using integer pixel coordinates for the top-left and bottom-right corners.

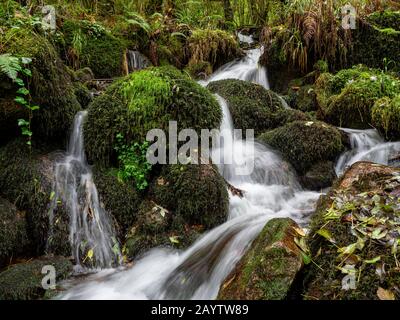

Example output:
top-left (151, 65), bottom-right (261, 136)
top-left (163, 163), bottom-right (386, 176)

top-left (377, 287), bottom-right (395, 300)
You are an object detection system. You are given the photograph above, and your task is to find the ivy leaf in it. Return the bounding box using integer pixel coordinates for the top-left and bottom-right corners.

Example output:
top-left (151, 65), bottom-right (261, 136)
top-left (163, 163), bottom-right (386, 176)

top-left (14, 96), bottom-right (27, 105)
top-left (316, 228), bottom-right (336, 244)
top-left (86, 249), bottom-right (94, 261)
top-left (169, 236), bottom-right (180, 244)
top-left (16, 87), bottom-right (29, 95)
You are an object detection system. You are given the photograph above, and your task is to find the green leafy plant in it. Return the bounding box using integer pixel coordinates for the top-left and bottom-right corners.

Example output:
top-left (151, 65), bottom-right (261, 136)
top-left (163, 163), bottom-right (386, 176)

top-left (114, 133), bottom-right (152, 191)
top-left (0, 54), bottom-right (38, 147)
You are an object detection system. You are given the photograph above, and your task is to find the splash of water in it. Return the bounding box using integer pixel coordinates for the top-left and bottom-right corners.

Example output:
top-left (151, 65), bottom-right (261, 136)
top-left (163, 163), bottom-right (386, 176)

top-left (48, 111), bottom-right (121, 271)
top-left (335, 128), bottom-right (400, 176)
top-left (200, 47), bottom-right (270, 89)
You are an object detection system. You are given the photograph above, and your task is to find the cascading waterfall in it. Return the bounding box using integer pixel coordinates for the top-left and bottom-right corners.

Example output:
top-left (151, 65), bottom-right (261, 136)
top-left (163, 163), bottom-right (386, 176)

top-left (58, 48), bottom-right (400, 300)
top-left (58, 96), bottom-right (321, 300)
top-left (48, 111), bottom-right (121, 271)
top-left (200, 47), bottom-right (270, 89)
top-left (126, 50), bottom-right (150, 73)
top-left (335, 128), bottom-right (400, 176)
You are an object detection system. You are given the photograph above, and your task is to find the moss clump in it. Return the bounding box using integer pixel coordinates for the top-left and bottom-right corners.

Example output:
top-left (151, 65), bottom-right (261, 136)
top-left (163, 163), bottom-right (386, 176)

top-left (0, 256), bottom-right (72, 300)
top-left (371, 95), bottom-right (400, 140)
top-left (60, 20), bottom-right (127, 78)
top-left (299, 161), bottom-right (337, 191)
top-left (187, 29), bottom-right (242, 72)
top-left (207, 79), bottom-right (287, 134)
top-left (73, 82), bottom-right (92, 108)
top-left (152, 164), bottom-right (229, 229)
top-left (305, 162), bottom-right (400, 300)
top-left (367, 11), bottom-right (400, 31)
top-left (2, 27), bottom-right (81, 142)
top-left (259, 121), bottom-right (344, 175)
top-left (218, 218), bottom-right (303, 300)
top-left (184, 60), bottom-right (213, 79)
top-left (316, 66), bottom-right (400, 129)
top-left (84, 66), bottom-right (222, 165)
top-left (0, 198), bottom-right (28, 268)
top-left (123, 200), bottom-right (202, 260)
top-left (92, 167), bottom-right (142, 235)
top-left (288, 85), bottom-right (318, 112)
top-left (0, 140), bottom-right (69, 257)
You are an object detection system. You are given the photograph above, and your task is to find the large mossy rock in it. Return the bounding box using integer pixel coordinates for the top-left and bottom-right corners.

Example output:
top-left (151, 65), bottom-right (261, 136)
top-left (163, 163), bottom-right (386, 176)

top-left (152, 164), bottom-right (229, 228)
top-left (123, 163), bottom-right (229, 260)
top-left (259, 121), bottom-right (344, 177)
top-left (367, 11), bottom-right (400, 31)
top-left (207, 79), bottom-right (309, 135)
top-left (218, 218), bottom-right (303, 300)
top-left (372, 95), bottom-right (400, 140)
top-left (0, 198), bottom-right (29, 269)
top-left (0, 140), bottom-right (54, 255)
top-left (0, 256), bottom-right (72, 300)
top-left (315, 66), bottom-right (400, 129)
top-left (93, 166), bottom-right (142, 235)
top-left (60, 20), bottom-right (127, 78)
top-left (1, 28), bottom-right (81, 143)
top-left (84, 66), bottom-right (222, 165)
top-left (305, 162), bottom-right (400, 300)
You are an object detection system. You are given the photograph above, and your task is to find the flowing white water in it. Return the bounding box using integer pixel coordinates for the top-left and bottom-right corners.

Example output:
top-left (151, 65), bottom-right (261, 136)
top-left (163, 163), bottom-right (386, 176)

top-left (237, 32), bottom-right (255, 45)
top-left (48, 111), bottom-right (121, 271)
top-left (199, 47), bottom-right (270, 89)
top-left (127, 50), bottom-right (150, 73)
top-left (59, 95), bottom-right (321, 299)
top-left (335, 128), bottom-right (400, 176)
top-left (58, 50), bottom-right (400, 300)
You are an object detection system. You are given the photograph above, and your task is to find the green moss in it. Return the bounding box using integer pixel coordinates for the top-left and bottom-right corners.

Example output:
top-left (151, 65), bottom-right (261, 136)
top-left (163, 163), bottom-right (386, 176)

top-left (123, 200), bottom-right (202, 260)
top-left (371, 95), bottom-right (400, 140)
top-left (207, 79), bottom-right (286, 135)
top-left (187, 29), bottom-right (242, 72)
top-left (73, 82), bottom-right (92, 108)
top-left (152, 164), bottom-right (229, 229)
top-left (0, 256), bottom-right (72, 300)
top-left (84, 66), bottom-right (222, 165)
top-left (60, 20), bottom-right (127, 78)
top-left (0, 140), bottom-right (69, 257)
top-left (184, 60), bottom-right (213, 79)
top-left (367, 11), bottom-right (400, 31)
top-left (2, 27), bottom-right (81, 142)
top-left (316, 66), bottom-right (400, 129)
top-left (0, 198), bottom-right (28, 268)
top-left (93, 166), bottom-right (142, 235)
top-left (288, 85), bottom-right (318, 112)
top-left (218, 218), bottom-right (303, 300)
top-left (259, 121), bottom-right (344, 174)
top-left (299, 161), bottom-right (337, 190)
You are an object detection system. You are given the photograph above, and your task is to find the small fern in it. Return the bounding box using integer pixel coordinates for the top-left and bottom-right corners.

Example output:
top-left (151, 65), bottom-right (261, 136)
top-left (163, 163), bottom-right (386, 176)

top-left (0, 53), bottom-right (21, 81)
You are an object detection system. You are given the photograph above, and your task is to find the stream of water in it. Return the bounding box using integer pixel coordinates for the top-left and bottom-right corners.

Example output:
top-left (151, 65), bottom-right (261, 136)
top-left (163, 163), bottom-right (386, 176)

top-left (57, 49), bottom-right (400, 299)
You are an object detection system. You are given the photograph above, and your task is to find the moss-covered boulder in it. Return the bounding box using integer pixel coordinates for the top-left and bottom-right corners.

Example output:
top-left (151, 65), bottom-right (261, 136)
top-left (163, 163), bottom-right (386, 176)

top-left (315, 66), bottom-right (400, 129)
top-left (93, 167), bottom-right (142, 235)
top-left (84, 66), bottom-right (222, 165)
top-left (208, 79), bottom-right (310, 134)
top-left (186, 29), bottom-right (242, 73)
top-left (305, 162), bottom-right (400, 300)
top-left (152, 164), bottom-right (229, 229)
top-left (0, 198), bottom-right (29, 269)
top-left (288, 84), bottom-right (318, 112)
top-left (259, 121), bottom-right (345, 175)
top-left (0, 140), bottom-right (57, 254)
top-left (60, 20), bottom-right (127, 78)
top-left (0, 27), bottom-right (81, 143)
top-left (218, 218), bottom-right (303, 300)
top-left (0, 256), bottom-right (72, 300)
top-left (371, 95), bottom-right (400, 140)
top-left (73, 82), bottom-right (92, 109)
top-left (123, 200), bottom-right (202, 260)
top-left (299, 161), bottom-right (337, 191)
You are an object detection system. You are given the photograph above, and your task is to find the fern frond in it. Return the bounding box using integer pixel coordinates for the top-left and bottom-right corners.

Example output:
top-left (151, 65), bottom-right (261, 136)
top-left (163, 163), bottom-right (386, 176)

top-left (0, 53), bottom-right (21, 81)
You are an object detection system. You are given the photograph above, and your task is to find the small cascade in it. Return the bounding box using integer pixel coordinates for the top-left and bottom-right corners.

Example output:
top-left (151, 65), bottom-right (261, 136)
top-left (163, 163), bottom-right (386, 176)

top-left (335, 128), bottom-right (400, 176)
top-left (48, 111), bottom-right (121, 271)
top-left (59, 97), bottom-right (320, 300)
top-left (237, 32), bottom-right (255, 45)
top-left (200, 47), bottom-right (270, 89)
top-left (126, 50), bottom-right (150, 73)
